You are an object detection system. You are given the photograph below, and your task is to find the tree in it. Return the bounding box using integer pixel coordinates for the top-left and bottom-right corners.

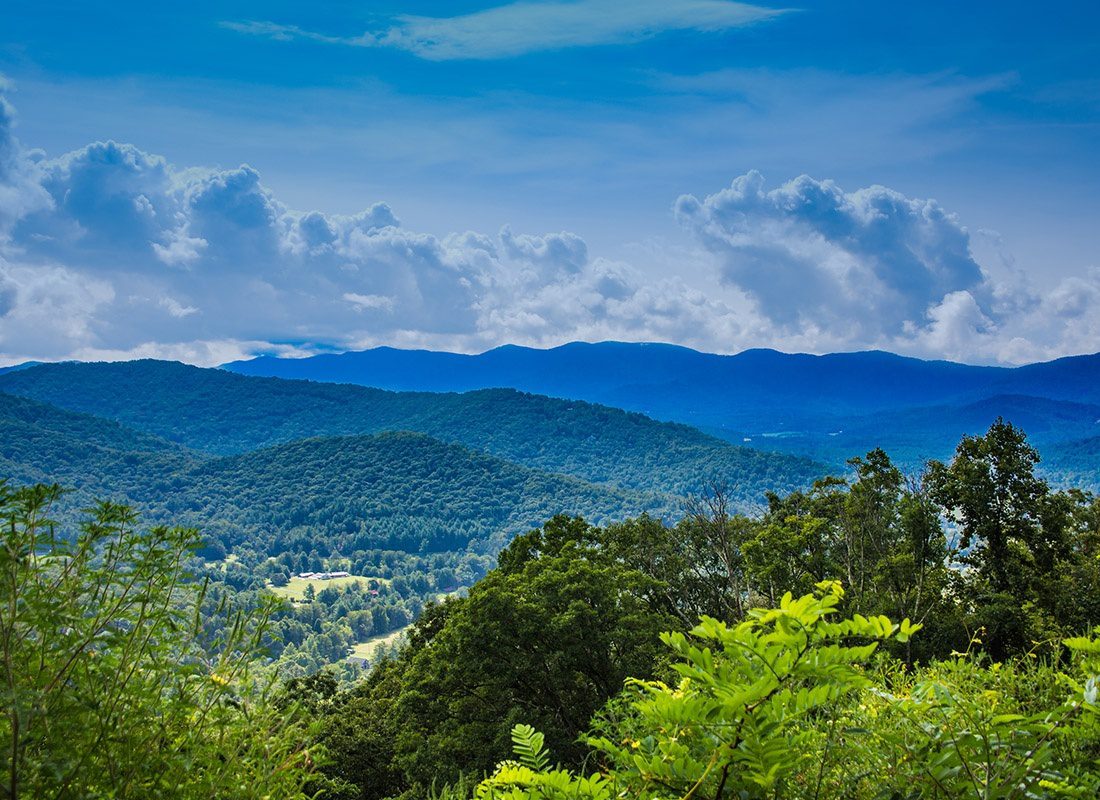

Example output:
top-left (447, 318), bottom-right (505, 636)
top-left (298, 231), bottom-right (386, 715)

top-left (745, 480), bottom-right (843, 607)
top-left (839, 452), bottom-right (951, 657)
top-left (308, 516), bottom-right (678, 799)
top-left (477, 582), bottom-right (920, 800)
top-left (679, 485), bottom-right (752, 622)
top-left (392, 516), bottom-right (677, 789)
top-left (476, 587), bottom-right (1100, 800)
top-left (0, 481), bottom-right (316, 799)
top-left (928, 419), bottom-right (1052, 594)
top-left (928, 419), bottom-right (1083, 656)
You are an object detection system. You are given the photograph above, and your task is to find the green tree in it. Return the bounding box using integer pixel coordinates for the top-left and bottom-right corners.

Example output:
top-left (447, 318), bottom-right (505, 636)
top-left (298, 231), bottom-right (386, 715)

top-left (308, 516), bottom-right (678, 799)
top-left (278, 668), bottom-right (407, 800)
top-left (745, 479), bottom-right (843, 607)
top-left (477, 582), bottom-right (920, 800)
top-left (837, 451), bottom-right (952, 657)
top-left (929, 419), bottom-right (1052, 593)
top-left (928, 419), bottom-right (1077, 655)
top-left (0, 481), bottom-right (316, 799)
top-left (393, 516), bottom-right (677, 789)
top-left (476, 589), bottom-right (1100, 800)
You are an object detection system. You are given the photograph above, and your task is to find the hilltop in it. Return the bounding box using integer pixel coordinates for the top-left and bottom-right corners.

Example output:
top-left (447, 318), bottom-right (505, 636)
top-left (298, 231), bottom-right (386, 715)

top-left (0, 360), bottom-right (822, 504)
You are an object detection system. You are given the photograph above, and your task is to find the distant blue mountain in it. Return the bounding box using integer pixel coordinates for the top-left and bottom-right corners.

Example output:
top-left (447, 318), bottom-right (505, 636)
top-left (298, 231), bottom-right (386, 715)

top-left (0, 361), bottom-right (39, 376)
top-left (224, 343), bottom-right (1100, 410)
top-left (223, 342), bottom-right (1100, 477)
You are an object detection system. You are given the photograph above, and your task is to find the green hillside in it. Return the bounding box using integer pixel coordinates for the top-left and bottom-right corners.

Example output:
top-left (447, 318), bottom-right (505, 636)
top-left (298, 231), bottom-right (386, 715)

top-left (0, 391), bottom-right (675, 678)
top-left (0, 392), bottom-right (661, 555)
top-left (0, 360), bottom-right (823, 505)
top-left (0, 391), bottom-right (200, 505)
top-left (161, 431), bottom-right (669, 555)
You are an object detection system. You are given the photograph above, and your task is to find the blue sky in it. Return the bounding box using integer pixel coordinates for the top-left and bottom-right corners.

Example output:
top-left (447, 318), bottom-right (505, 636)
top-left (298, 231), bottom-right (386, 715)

top-left (0, 1), bottom-right (1098, 365)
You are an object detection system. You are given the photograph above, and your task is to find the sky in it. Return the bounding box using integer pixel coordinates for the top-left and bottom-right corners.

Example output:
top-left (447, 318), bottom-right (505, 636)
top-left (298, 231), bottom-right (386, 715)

top-left (0, 0), bottom-right (1098, 366)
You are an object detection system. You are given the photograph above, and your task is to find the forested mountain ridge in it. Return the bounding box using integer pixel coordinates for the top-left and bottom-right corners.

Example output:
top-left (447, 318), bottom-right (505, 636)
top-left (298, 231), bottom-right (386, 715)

top-left (0, 392), bottom-right (663, 555)
top-left (165, 430), bottom-right (671, 554)
top-left (224, 341), bottom-right (1100, 411)
top-left (0, 359), bottom-right (822, 503)
top-left (0, 391), bottom-right (201, 501)
top-left (0, 390), bottom-right (674, 678)
top-left (224, 342), bottom-right (1100, 475)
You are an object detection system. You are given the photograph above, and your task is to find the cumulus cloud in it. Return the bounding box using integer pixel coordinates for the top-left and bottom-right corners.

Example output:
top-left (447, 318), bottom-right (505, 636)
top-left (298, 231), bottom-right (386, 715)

top-left (0, 82), bottom-right (51, 235)
top-left (0, 256), bottom-right (115, 362)
top-left (1, 81), bottom-right (1098, 367)
top-left (674, 171), bottom-right (1100, 363)
top-left (675, 171), bottom-right (988, 338)
top-left (0, 81), bottom-right (748, 364)
top-left (222, 0), bottom-right (784, 60)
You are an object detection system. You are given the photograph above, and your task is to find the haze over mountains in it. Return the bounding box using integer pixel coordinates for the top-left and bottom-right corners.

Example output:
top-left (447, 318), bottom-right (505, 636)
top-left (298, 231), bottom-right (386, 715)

top-left (0, 359), bottom-right (821, 509)
top-left (225, 342), bottom-right (1100, 479)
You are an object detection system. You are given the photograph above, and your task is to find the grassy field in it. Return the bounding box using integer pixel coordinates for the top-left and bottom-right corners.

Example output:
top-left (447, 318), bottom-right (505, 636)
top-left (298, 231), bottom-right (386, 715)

top-left (348, 628), bottom-right (407, 663)
top-left (268, 574), bottom-right (384, 602)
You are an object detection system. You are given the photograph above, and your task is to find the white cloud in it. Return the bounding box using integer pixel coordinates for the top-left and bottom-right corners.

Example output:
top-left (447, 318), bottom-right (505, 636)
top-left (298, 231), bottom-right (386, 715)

top-left (343, 292), bottom-right (395, 313)
top-left (0, 81), bottom-right (740, 362)
top-left (914, 290), bottom-right (996, 362)
top-left (676, 171), bottom-right (987, 337)
top-left (66, 339), bottom-right (318, 369)
top-left (0, 256), bottom-right (115, 362)
top-left (223, 1), bottom-right (784, 61)
top-left (158, 295), bottom-right (199, 318)
top-left (0, 82), bottom-right (51, 236)
top-left (1, 81), bottom-right (1098, 368)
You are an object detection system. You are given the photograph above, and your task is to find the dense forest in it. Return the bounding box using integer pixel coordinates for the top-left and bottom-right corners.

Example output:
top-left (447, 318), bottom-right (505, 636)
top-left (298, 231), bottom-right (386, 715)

top-left (3, 413), bottom-right (1100, 798)
top-left (0, 387), bottom-right (674, 676)
top-left (0, 360), bottom-right (822, 501)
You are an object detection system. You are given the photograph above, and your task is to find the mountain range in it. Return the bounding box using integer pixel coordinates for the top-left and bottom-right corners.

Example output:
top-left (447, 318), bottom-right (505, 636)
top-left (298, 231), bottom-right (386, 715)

top-left (0, 359), bottom-right (826, 553)
top-left (223, 342), bottom-right (1100, 480)
top-left (3, 348), bottom-right (1094, 676)
top-left (0, 386), bottom-right (662, 558)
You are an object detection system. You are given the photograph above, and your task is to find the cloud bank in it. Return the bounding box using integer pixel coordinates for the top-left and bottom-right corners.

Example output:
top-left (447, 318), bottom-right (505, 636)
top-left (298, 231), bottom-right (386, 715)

top-left (223, 0), bottom-right (783, 60)
top-left (0, 83), bottom-right (1096, 367)
top-left (675, 171), bottom-right (987, 337)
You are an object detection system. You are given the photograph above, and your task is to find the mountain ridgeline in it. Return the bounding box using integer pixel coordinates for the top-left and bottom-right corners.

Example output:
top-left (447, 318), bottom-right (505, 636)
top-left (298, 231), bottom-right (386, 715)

top-left (0, 359), bottom-right (821, 501)
top-left (0, 387), bottom-right (667, 556)
top-left (0, 358), bottom-right (822, 679)
top-left (224, 342), bottom-right (1100, 480)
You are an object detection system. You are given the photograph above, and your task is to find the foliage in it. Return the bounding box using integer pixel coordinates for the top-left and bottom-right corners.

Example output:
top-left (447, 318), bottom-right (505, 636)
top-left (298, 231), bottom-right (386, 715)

top-left (174, 431), bottom-right (659, 554)
top-left (5, 364), bottom-right (1100, 798)
top-left (815, 652), bottom-right (1100, 798)
top-left (0, 391), bottom-right (664, 679)
top-left (0, 482), bottom-right (317, 799)
top-left (585, 582), bottom-right (915, 798)
top-left (477, 589), bottom-right (1100, 800)
top-left (291, 516), bottom-right (680, 799)
top-left (929, 419), bottom-right (1094, 657)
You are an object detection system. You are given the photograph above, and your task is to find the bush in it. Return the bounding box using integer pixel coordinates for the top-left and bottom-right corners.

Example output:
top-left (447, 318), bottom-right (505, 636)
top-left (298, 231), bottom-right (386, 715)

top-left (476, 584), bottom-right (1100, 800)
top-left (0, 481), bottom-right (318, 799)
